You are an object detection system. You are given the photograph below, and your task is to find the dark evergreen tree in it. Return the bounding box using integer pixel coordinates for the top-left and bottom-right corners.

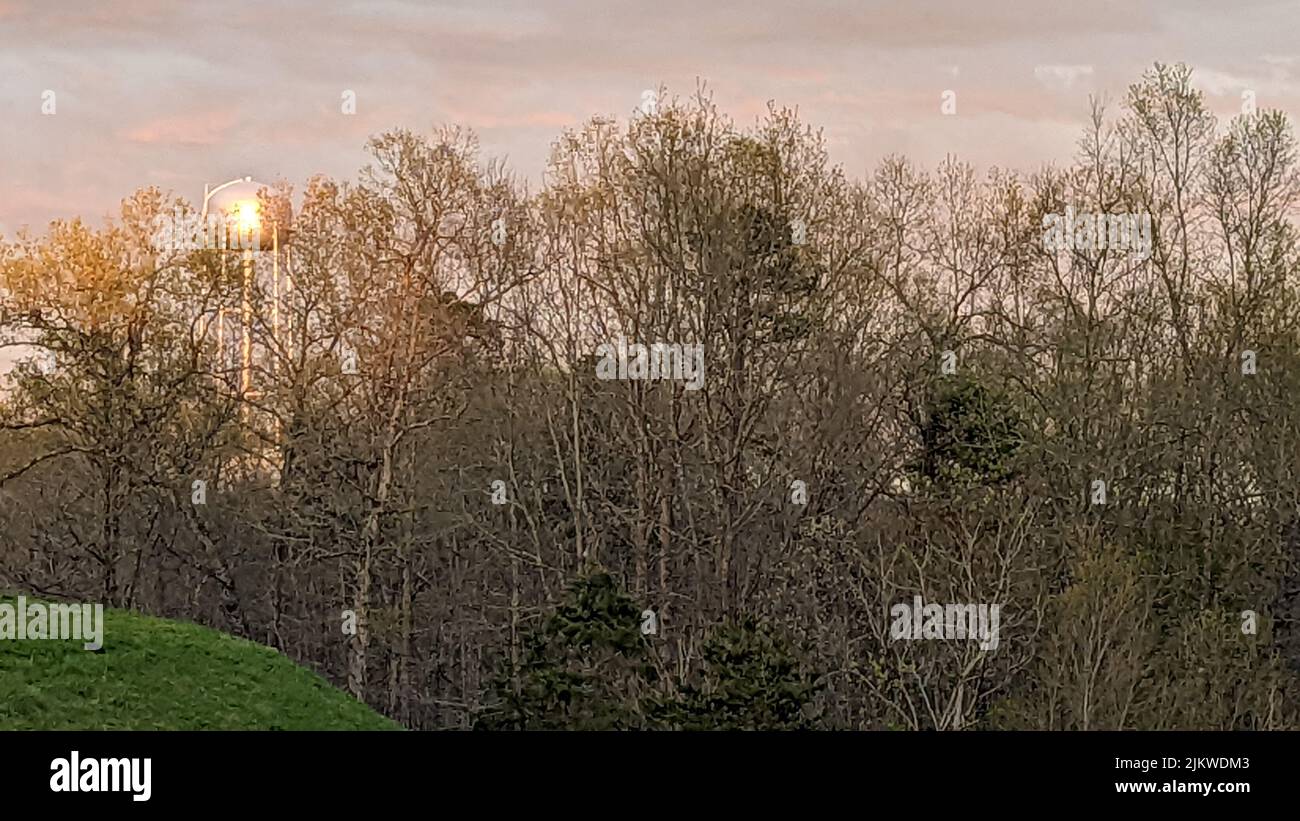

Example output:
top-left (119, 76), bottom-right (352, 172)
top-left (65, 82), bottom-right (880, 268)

top-left (649, 617), bottom-right (820, 730)
top-left (475, 572), bottom-right (658, 730)
top-left (918, 376), bottom-right (1025, 487)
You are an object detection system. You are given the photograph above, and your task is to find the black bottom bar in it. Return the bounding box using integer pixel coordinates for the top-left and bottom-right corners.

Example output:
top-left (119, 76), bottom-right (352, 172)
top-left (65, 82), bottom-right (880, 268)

top-left (2, 731), bottom-right (1282, 809)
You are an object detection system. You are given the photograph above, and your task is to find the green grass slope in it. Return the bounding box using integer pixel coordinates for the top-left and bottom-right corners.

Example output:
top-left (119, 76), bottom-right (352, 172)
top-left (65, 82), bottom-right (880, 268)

top-left (0, 600), bottom-right (399, 730)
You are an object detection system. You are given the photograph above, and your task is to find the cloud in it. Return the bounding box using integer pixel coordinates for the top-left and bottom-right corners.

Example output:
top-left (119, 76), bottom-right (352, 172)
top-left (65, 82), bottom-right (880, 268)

top-left (119, 109), bottom-right (242, 146)
top-left (1034, 65), bottom-right (1095, 90)
top-left (1, 0), bottom-right (1299, 232)
top-left (1194, 68), bottom-right (1253, 96)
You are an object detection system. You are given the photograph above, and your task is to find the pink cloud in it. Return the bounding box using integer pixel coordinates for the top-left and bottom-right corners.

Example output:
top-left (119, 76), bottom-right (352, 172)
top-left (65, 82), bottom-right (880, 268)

top-left (441, 108), bottom-right (580, 130)
top-left (2, 0), bottom-right (1298, 234)
top-left (119, 109), bottom-right (242, 146)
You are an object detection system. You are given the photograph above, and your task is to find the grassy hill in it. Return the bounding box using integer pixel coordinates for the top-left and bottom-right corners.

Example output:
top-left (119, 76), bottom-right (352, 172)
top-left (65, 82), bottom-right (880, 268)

top-left (0, 600), bottom-right (399, 730)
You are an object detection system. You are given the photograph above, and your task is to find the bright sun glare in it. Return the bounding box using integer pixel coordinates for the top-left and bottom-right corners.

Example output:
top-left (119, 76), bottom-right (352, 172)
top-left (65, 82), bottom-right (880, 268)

top-left (234, 200), bottom-right (260, 232)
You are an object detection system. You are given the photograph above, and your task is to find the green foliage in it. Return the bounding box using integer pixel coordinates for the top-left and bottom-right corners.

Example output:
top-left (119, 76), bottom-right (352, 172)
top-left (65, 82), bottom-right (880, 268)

top-left (477, 573), bottom-right (819, 730)
top-left (475, 572), bottom-right (658, 730)
top-left (919, 376), bottom-right (1025, 487)
top-left (649, 617), bottom-right (820, 730)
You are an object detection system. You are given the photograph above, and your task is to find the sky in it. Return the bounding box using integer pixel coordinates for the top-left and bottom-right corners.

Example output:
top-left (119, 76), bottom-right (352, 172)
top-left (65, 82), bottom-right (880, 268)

top-left (1, 0), bottom-right (1299, 235)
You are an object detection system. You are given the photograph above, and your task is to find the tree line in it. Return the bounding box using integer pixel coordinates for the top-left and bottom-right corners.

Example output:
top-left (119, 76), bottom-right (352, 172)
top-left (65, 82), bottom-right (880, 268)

top-left (3, 63), bottom-right (1300, 729)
